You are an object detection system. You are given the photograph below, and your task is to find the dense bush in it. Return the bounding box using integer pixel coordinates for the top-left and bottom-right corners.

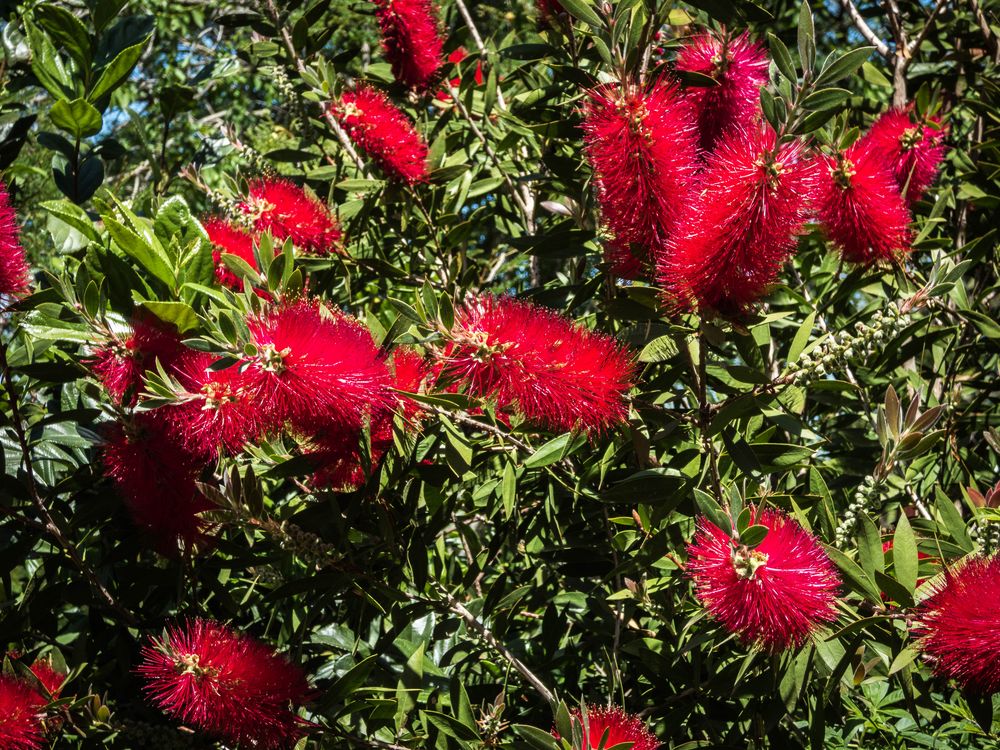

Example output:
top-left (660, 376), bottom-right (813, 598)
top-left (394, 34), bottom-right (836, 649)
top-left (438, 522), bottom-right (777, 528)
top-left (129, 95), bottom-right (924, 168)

top-left (0, 0), bottom-right (998, 748)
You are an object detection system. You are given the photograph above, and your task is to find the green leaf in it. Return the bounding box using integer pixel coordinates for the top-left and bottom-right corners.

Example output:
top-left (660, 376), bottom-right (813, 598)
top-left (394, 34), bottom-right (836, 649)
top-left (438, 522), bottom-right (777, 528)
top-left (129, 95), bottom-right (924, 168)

top-left (556, 0), bottom-right (604, 27)
top-left (638, 335), bottom-right (679, 363)
top-left (824, 545), bottom-right (882, 604)
top-left (35, 4), bottom-right (92, 73)
top-left (524, 433), bottom-right (575, 468)
top-left (89, 35), bottom-right (151, 103)
top-left (892, 513), bottom-right (919, 593)
top-left (800, 87), bottom-right (852, 111)
top-left (741, 524), bottom-right (769, 547)
top-left (936, 489), bottom-right (973, 552)
top-left (693, 488), bottom-right (732, 533)
top-left (138, 300), bottom-right (200, 333)
top-left (788, 311), bottom-right (816, 362)
top-left (105, 216), bottom-right (174, 287)
top-left (856, 515), bottom-right (883, 578)
top-left (861, 61), bottom-right (891, 88)
top-left (320, 655), bottom-right (378, 707)
top-left (797, 0), bottom-right (815, 72)
top-left (501, 461), bottom-right (516, 518)
top-left (768, 33), bottom-right (797, 81)
top-left (50, 98), bottom-right (103, 139)
top-left (40, 200), bottom-right (100, 242)
top-left (816, 47), bottom-right (875, 85)
top-left (514, 725), bottom-right (560, 750)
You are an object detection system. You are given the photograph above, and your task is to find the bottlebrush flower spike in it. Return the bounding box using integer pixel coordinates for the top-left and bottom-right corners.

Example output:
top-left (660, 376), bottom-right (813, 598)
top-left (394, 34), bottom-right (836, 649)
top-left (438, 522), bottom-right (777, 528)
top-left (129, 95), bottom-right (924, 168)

top-left (676, 31), bottom-right (769, 152)
top-left (304, 347), bottom-right (427, 490)
top-left (581, 80), bottom-right (700, 277)
top-left (138, 619), bottom-right (311, 749)
top-left (330, 86), bottom-right (430, 184)
top-left (102, 413), bottom-right (212, 554)
top-left (372, 0), bottom-right (445, 90)
top-left (687, 507), bottom-right (840, 652)
top-left (391, 346), bottom-right (430, 421)
top-left (204, 217), bottom-right (259, 290)
top-left (815, 144), bottom-right (912, 265)
top-left (0, 675), bottom-right (45, 750)
top-left (90, 319), bottom-right (186, 405)
top-left (242, 177), bottom-right (343, 255)
top-left (163, 351), bottom-right (266, 456)
top-left (659, 124), bottom-right (816, 315)
top-left (441, 295), bottom-right (636, 435)
top-left (554, 705), bottom-right (660, 750)
top-left (243, 299), bottom-right (394, 430)
top-left (0, 181), bottom-right (31, 300)
top-left (859, 108), bottom-right (948, 204)
top-left (28, 660), bottom-right (65, 698)
top-left (914, 555), bottom-right (1000, 693)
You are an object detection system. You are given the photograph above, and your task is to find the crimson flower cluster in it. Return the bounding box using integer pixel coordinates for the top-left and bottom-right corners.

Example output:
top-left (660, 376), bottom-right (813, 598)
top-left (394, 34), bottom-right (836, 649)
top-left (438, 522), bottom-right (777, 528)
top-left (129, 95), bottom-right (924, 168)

top-left (661, 124), bottom-right (815, 314)
top-left (675, 31), bottom-right (770, 152)
top-left (331, 85), bottom-right (431, 184)
top-left (581, 29), bottom-right (948, 313)
top-left (138, 619), bottom-right (311, 749)
top-left (0, 658), bottom-right (65, 750)
top-left (914, 555), bottom-right (1000, 693)
top-left (555, 705), bottom-right (660, 750)
top-left (582, 80), bottom-right (700, 277)
top-left (204, 177), bottom-right (343, 291)
top-left (97, 299), bottom-right (401, 548)
top-left (0, 181), bottom-right (31, 300)
top-left (439, 295), bottom-right (636, 435)
top-left (372, 0), bottom-right (445, 90)
top-left (687, 508), bottom-right (841, 652)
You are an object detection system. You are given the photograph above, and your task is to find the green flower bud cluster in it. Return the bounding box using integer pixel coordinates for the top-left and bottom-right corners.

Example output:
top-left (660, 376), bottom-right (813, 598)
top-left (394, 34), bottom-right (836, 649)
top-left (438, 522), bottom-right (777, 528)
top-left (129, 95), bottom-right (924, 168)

top-left (834, 474), bottom-right (881, 547)
top-left (786, 303), bottom-right (911, 384)
top-left (272, 520), bottom-right (339, 570)
top-left (970, 519), bottom-right (1000, 555)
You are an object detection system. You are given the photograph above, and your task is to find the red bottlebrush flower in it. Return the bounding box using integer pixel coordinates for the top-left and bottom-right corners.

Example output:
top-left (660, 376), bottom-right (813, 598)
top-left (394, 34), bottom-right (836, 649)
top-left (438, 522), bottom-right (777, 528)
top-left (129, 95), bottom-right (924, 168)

top-left (304, 347), bottom-right (427, 490)
top-left (858, 108), bottom-right (948, 204)
top-left (582, 80), bottom-right (701, 278)
top-left (372, 0), bottom-right (446, 90)
top-left (102, 413), bottom-right (211, 554)
top-left (687, 507), bottom-right (840, 652)
top-left (242, 300), bottom-right (394, 431)
top-left (90, 319), bottom-right (186, 404)
top-left (204, 218), bottom-right (259, 290)
top-left (330, 86), bottom-right (430, 184)
top-left (391, 346), bottom-right (430, 421)
top-left (242, 178), bottom-right (343, 255)
top-left (440, 295), bottom-right (636, 435)
top-left (554, 706), bottom-right (659, 750)
top-left (815, 143), bottom-right (912, 265)
top-left (676, 31), bottom-right (769, 152)
top-left (28, 660), bottom-right (65, 698)
top-left (163, 352), bottom-right (265, 456)
top-left (0, 181), bottom-right (31, 299)
top-left (138, 619), bottom-right (311, 749)
top-left (0, 675), bottom-right (45, 750)
top-left (913, 556), bottom-right (1000, 693)
top-left (659, 124), bottom-right (816, 315)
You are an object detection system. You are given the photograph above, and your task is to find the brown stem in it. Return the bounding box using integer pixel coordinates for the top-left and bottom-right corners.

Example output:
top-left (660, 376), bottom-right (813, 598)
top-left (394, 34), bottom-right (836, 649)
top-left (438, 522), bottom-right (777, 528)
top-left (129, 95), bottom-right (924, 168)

top-left (431, 581), bottom-right (557, 705)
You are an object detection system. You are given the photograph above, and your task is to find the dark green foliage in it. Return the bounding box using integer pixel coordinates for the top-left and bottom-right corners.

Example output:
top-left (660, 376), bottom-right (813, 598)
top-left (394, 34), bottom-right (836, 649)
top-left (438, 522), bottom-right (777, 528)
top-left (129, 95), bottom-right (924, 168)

top-left (0, 0), bottom-right (998, 748)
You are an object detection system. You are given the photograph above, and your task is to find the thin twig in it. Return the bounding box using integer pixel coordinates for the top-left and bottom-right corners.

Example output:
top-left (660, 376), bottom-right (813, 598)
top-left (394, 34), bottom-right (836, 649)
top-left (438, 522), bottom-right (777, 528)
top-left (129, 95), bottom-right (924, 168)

top-left (432, 581), bottom-right (557, 705)
top-left (839, 0), bottom-right (891, 58)
top-left (266, 0), bottom-right (371, 176)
